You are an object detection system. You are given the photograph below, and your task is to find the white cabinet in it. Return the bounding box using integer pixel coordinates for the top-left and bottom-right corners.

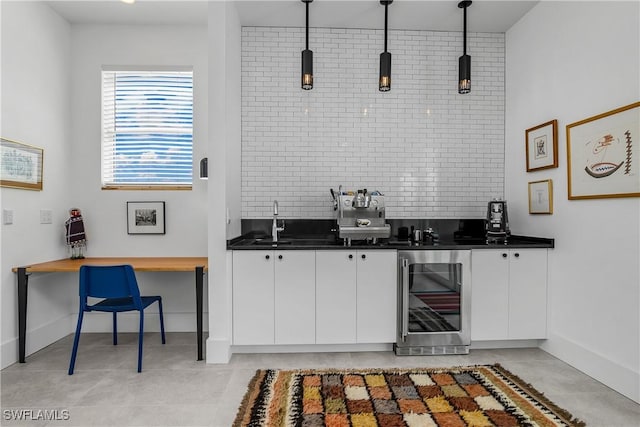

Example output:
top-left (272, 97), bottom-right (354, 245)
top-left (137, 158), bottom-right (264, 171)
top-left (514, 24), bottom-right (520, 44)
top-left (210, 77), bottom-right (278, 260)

top-left (274, 251), bottom-right (316, 345)
top-left (508, 250), bottom-right (548, 339)
top-left (232, 251), bottom-right (275, 345)
top-left (316, 250), bottom-right (397, 344)
top-left (232, 250), bottom-right (315, 345)
top-left (315, 251), bottom-right (357, 344)
top-left (471, 249), bottom-right (547, 341)
top-left (234, 248), bottom-right (397, 346)
top-left (356, 250), bottom-right (397, 343)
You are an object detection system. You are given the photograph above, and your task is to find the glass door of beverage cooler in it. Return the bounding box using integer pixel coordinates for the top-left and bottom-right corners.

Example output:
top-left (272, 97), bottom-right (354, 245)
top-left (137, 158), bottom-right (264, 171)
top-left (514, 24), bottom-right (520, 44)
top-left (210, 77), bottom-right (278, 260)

top-left (407, 261), bottom-right (462, 333)
top-left (396, 250), bottom-right (471, 355)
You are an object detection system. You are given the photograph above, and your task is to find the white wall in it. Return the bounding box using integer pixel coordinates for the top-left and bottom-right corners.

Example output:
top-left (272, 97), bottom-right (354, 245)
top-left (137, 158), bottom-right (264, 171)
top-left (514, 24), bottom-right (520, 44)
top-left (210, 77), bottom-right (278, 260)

top-left (505, 1), bottom-right (640, 402)
top-left (241, 27), bottom-right (505, 219)
top-left (1, 11), bottom-right (211, 367)
top-left (206, 1), bottom-right (242, 364)
top-left (68, 23), bottom-right (209, 333)
top-left (0, 1), bottom-right (73, 369)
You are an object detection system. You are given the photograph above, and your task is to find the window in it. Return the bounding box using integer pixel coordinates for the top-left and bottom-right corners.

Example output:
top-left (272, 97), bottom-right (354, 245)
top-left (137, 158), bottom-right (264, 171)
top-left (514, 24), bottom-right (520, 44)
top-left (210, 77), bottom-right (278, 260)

top-left (101, 68), bottom-right (193, 189)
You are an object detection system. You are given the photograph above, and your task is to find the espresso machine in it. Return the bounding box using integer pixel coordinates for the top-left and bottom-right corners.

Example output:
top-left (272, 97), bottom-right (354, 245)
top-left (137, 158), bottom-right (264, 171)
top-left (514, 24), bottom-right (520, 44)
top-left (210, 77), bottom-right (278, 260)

top-left (336, 188), bottom-right (391, 246)
top-left (486, 199), bottom-right (510, 244)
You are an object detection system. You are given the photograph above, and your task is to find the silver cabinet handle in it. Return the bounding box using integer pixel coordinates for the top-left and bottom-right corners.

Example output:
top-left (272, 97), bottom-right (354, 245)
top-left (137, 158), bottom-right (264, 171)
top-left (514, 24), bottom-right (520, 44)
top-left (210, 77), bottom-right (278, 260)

top-left (401, 258), bottom-right (409, 341)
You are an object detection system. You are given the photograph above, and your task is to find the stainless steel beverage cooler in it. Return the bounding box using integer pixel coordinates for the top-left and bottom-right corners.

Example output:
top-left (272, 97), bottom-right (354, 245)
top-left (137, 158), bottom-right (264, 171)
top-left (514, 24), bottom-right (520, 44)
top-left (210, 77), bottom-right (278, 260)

top-left (395, 250), bottom-right (471, 355)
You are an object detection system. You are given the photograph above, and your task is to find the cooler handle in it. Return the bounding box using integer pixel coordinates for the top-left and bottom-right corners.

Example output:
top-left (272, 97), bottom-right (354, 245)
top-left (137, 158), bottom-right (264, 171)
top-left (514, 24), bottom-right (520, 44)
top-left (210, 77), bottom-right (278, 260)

top-left (401, 258), bottom-right (409, 341)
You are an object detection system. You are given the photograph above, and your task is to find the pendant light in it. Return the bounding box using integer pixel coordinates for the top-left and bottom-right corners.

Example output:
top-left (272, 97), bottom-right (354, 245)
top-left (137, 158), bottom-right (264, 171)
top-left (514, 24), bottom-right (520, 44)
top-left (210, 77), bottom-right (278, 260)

top-left (301, 0), bottom-right (313, 90)
top-left (458, 1), bottom-right (472, 94)
top-left (379, 0), bottom-right (393, 92)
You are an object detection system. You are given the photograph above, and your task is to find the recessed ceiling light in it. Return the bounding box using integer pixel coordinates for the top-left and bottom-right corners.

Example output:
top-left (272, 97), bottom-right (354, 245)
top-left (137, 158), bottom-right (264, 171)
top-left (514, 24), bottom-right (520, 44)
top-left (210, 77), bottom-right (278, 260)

top-left (121, 0), bottom-right (136, 4)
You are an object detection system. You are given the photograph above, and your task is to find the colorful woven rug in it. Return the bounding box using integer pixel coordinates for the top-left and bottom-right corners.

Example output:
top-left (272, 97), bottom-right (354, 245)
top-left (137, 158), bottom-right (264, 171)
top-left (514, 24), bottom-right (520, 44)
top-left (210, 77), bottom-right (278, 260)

top-left (233, 364), bottom-right (585, 427)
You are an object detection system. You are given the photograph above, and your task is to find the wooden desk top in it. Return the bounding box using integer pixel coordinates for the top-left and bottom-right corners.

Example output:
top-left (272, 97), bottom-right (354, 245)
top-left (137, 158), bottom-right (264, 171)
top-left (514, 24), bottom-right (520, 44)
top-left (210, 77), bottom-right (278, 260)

top-left (12, 257), bottom-right (208, 273)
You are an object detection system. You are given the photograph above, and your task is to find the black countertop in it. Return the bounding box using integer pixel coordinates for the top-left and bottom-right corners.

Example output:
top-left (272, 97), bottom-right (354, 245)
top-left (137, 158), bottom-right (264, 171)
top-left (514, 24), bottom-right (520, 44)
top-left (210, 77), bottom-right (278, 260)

top-left (227, 234), bottom-right (554, 250)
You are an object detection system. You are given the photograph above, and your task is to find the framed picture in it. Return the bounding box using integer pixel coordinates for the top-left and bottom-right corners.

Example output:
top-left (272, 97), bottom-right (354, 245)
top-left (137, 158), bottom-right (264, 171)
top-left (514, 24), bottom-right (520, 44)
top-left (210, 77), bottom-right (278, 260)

top-left (528, 179), bottom-right (553, 214)
top-left (526, 119), bottom-right (558, 172)
top-left (1, 137), bottom-right (43, 190)
top-left (567, 102), bottom-right (640, 200)
top-left (127, 201), bottom-right (165, 235)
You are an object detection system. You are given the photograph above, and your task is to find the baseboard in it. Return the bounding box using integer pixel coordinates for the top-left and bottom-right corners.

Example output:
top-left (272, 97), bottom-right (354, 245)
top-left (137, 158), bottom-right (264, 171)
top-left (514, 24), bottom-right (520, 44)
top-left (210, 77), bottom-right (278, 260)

top-left (541, 332), bottom-right (639, 403)
top-left (72, 312), bottom-right (208, 333)
top-left (207, 338), bottom-right (232, 364)
top-left (1, 313), bottom-right (205, 369)
top-left (1, 314), bottom-right (72, 369)
top-left (470, 339), bottom-right (543, 349)
top-left (232, 343), bottom-right (393, 354)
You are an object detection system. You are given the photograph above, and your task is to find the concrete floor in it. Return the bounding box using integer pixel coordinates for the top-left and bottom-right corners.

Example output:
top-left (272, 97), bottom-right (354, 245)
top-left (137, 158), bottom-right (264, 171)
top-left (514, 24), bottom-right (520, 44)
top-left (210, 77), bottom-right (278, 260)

top-left (1, 333), bottom-right (639, 426)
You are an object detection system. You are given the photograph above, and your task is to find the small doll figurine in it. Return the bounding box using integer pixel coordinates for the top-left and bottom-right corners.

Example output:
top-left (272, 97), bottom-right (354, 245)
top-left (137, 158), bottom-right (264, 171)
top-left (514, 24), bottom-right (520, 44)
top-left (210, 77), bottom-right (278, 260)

top-left (65, 208), bottom-right (87, 259)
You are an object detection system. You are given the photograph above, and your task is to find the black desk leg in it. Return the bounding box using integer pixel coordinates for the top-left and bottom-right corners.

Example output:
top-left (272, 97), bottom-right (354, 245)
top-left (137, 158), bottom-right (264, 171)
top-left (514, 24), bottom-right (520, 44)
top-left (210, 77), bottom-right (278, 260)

top-left (195, 266), bottom-right (204, 361)
top-left (17, 268), bottom-right (28, 363)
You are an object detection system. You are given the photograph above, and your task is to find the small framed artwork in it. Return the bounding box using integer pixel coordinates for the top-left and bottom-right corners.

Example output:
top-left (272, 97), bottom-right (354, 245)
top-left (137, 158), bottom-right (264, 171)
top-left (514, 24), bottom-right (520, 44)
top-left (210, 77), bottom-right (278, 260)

top-left (567, 102), bottom-right (640, 200)
top-left (1, 137), bottom-right (44, 190)
top-left (528, 179), bottom-right (553, 214)
top-left (127, 201), bottom-right (165, 235)
top-left (526, 119), bottom-right (558, 172)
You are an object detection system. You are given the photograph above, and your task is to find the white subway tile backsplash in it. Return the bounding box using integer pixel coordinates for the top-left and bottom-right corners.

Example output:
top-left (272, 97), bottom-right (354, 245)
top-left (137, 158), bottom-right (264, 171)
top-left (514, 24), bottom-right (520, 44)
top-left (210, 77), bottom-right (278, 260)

top-left (242, 27), bottom-right (504, 219)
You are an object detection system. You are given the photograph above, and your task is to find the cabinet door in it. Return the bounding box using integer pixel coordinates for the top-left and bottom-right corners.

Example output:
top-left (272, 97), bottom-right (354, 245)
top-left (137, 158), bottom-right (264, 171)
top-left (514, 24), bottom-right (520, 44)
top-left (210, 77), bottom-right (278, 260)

top-left (356, 250), bottom-right (397, 343)
top-left (315, 251), bottom-right (357, 344)
top-left (471, 250), bottom-right (509, 340)
top-left (232, 251), bottom-right (274, 345)
top-left (274, 250), bottom-right (316, 344)
top-left (508, 249), bottom-right (547, 339)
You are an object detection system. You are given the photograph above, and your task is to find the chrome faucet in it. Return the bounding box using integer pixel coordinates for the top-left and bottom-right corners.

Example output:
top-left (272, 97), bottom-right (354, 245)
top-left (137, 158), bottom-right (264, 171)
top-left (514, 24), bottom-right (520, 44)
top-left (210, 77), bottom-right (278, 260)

top-left (272, 200), bottom-right (285, 242)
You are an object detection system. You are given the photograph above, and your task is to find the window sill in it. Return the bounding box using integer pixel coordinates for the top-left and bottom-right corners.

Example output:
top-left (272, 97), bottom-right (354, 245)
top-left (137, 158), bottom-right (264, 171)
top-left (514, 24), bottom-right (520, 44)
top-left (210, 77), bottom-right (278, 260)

top-left (102, 185), bottom-right (192, 191)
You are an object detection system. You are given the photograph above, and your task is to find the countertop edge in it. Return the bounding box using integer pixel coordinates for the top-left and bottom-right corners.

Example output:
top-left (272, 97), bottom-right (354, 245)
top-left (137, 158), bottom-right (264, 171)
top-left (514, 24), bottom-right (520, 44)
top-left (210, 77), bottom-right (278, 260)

top-left (227, 234), bottom-right (554, 250)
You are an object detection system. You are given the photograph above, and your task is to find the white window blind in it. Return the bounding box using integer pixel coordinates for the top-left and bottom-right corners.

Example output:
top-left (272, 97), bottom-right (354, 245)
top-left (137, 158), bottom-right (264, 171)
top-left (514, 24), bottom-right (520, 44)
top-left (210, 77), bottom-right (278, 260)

top-left (102, 70), bottom-right (193, 188)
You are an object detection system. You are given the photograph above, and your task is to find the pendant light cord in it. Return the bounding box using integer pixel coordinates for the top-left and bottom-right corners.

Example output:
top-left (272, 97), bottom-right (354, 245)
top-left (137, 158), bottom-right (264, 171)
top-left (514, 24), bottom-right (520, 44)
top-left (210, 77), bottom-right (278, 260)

top-left (384, 3), bottom-right (388, 53)
top-left (463, 5), bottom-right (467, 55)
top-left (305, 1), bottom-right (309, 50)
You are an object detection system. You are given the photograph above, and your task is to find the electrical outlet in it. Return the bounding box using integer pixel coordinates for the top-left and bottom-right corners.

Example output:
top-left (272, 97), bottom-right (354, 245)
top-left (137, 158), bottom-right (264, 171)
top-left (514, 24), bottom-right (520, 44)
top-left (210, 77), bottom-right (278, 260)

top-left (40, 209), bottom-right (53, 224)
top-left (3, 209), bottom-right (14, 225)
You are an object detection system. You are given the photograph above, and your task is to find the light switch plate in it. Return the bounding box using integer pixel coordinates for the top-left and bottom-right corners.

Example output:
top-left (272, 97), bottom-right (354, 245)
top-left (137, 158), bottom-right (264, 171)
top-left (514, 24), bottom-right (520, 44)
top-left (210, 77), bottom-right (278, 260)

top-left (40, 209), bottom-right (53, 224)
top-left (3, 209), bottom-right (14, 225)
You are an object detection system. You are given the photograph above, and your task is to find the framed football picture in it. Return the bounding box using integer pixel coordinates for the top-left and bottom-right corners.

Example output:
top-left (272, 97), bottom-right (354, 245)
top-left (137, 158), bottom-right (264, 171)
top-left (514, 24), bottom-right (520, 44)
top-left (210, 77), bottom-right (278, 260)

top-left (567, 102), bottom-right (639, 200)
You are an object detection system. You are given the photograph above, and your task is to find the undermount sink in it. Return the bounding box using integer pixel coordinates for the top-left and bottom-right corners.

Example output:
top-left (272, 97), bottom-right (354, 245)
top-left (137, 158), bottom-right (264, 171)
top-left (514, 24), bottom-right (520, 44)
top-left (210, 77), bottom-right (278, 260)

top-left (252, 239), bottom-right (292, 246)
top-left (288, 239), bottom-right (336, 246)
top-left (248, 237), bottom-right (336, 246)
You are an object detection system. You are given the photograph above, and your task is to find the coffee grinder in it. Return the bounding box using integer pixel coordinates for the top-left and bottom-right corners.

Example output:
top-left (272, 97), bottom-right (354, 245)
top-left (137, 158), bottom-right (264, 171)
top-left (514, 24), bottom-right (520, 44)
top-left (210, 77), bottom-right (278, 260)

top-left (486, 199), bottom-right (510, 244)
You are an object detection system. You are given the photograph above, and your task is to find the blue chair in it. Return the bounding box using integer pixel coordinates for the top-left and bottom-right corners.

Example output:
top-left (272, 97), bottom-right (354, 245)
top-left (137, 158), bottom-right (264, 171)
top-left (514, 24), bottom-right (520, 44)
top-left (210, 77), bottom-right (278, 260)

top-left (68, 264), bottom-right (165, 374)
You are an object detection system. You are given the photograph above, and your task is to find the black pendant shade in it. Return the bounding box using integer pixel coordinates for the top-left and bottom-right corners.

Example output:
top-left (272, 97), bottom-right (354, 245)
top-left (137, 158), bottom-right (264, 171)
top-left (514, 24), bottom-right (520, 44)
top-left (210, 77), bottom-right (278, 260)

top-left (301, 0), bottom-right (313, 90)
top-left (379, 52), bottom-right (391, 92)
top-left (458, 0), bottom-right (472, 94)
top-left (379, 0), bottom-right (393, 92)
top-left (302, 49), bottom-right (313, 90)
top-left (459, 54), bottom-right (471, 93)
